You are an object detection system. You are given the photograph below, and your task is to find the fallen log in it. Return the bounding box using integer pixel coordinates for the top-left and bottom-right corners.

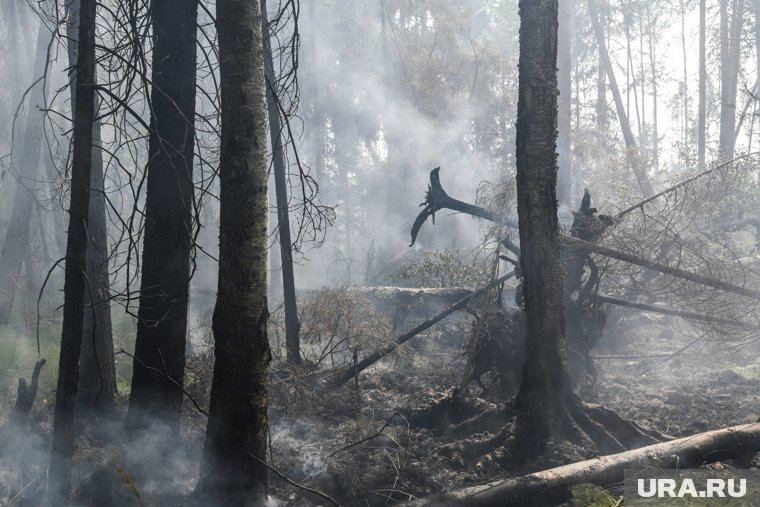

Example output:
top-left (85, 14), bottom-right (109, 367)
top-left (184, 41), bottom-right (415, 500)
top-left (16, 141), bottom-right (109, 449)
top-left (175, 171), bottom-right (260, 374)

top-left (409, 422), bottom-right (760, 506)
top-left (330, 271), bottom-right (516, 386)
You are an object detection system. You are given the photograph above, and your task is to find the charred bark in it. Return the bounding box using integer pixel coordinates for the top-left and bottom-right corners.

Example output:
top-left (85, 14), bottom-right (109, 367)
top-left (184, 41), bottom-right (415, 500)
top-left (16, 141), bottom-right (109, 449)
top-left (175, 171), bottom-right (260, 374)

top-left (262, 0), bottom-right (301, 365)
top-left (48, 0), bottom-right (97, 499)
top-left (65, 0), bottom-right (117, 412)
top-left (512, 0), bottom-right (579, 460)
top-left (126, 0), bottom-right (198, 435)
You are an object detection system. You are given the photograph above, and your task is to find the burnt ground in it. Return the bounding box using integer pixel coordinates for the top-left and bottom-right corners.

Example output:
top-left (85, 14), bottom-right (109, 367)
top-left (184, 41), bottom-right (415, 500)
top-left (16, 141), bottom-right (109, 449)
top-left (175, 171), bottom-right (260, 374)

top-left (2, 306), bottom-right (760, 506)
top-left (266, 308), bottom-right (760, 506)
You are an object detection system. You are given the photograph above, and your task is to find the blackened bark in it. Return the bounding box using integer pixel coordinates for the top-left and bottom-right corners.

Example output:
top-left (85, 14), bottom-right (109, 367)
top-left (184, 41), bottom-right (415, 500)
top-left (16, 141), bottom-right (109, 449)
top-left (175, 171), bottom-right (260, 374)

top-left (262, 0), bottom-right (301, 364)
top-left (125, 0), bottom-right (198, 435)
top-left (48, 0), bottom-right (96, 500)
top-left (195, 0), bottom-right (271, 502)
top-left (65, 0), bottom-right (118, 411)
top-left (513, 0), bottom-right (575, 459)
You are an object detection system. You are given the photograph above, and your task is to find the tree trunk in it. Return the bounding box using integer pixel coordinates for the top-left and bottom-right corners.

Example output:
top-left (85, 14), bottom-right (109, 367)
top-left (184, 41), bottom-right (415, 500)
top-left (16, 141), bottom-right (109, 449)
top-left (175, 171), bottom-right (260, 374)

top-left (680, 0), bottom-right (690, 153)
top-left (65, 0), bottom-right (117, 412)
top-left (411, 423), bottom-right (760, 507)
top-left (588, 0), bottom-right (654, 197)
top-left (557, 0), bottom-right (572, 208)
top-left (195, 0), bottom-right (271, 502)
top-left (719, 0), bottom-right (745, 160)
top-left (647, 6), bottom-right (660, 171)
top-left (698, 0), bottom-right (707, 168)
top-left (262, 0), bottom-right (301, 365)
top-left (126, 0), bottom-right (198, 435)
top-left (0, 14), bottom-right (51, 325)
top-left (513, 0), bottom-right (575, 459)
top-left (48, 0), bottom-right (96, 500)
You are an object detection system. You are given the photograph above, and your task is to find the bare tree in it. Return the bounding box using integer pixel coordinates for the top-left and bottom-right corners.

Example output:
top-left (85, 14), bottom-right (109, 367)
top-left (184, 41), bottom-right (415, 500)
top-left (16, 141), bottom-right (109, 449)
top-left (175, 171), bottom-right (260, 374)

top-left (48, 0), bottom-right (97, 500)
top-left (65, 0), bottom-right (117, 412)
top-left (262, 0), bottom-right (301, 365)
top-left (0, 11), bottom-right (52, 324)
top-left (588, 0), bottom-right (654, 198)
top-left (126, 0), bottom-right (198, 436)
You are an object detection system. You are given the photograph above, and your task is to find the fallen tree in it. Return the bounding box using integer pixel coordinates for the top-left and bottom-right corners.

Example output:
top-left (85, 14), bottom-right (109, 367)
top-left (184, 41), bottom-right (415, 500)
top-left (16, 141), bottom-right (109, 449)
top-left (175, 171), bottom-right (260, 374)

top-left (329, 270), bottom-right (516, 386)
top-left (413, 168), bottom-right (760, 302)
top-left (409, 422), bottom-right (760, 506)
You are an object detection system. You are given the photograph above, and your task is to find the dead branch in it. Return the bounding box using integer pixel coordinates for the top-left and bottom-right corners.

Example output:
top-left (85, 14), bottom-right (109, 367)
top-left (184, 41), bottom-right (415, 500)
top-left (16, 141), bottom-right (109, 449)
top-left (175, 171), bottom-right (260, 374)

top-left (591, 294), bottom-right (755, 329)
top-left (409, 422), bottom-right (760, 506)
top-left (410, 167), bottom-right (518, 246)
top-left (563, 235), bottom-right (760, 300)
top-left (330, 271), bottom-right (516, 386)
top-left (614, 152), bottom-right (760, 220)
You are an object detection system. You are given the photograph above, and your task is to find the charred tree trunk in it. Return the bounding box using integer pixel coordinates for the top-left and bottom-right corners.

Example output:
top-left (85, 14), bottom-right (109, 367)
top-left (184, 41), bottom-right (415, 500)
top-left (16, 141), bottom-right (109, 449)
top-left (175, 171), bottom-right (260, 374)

top-left (513, 0), bottom-right (577, 460)
top-left (262, 0), bottom-right (301, 365)
top-left (65, 0), bottom-right (117, 411)
top-left (48, 0), bottom-right (96, 499)
top-left (126, 0), bottom-right (198, 435)
top-left (195, 0), bottom-right (272, 503)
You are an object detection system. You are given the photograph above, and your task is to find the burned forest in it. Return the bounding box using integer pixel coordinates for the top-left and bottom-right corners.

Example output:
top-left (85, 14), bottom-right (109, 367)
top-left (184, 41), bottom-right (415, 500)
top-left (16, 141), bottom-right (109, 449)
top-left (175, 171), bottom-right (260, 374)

top-left (4, 0), bottom-right (760, 505)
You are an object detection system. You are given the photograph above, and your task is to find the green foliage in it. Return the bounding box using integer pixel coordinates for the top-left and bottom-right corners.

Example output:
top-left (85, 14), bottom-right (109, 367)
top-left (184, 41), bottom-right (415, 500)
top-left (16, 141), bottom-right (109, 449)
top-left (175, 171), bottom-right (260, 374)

top-left (570, 483), bottom-right (622, 507)
top-left (383, 250), bottom-right (491, 288)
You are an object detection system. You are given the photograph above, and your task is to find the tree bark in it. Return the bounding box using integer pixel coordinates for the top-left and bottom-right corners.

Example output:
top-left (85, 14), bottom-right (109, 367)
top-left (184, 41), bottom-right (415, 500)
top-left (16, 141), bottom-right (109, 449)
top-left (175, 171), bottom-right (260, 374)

top-left (65, 0), bottom-right (117, 412)
top-left (719, 0), bottom-right (745, 160)
top-left (588, 0), bottom-right (654, 197)
top-left (411, 422), bottom-right (760, 507)
top-left (513, 0), bottom-right (576, 459)
top-left (195, 0), bottom-right (271, 502)
top-left (126, 0), bottom-right (198, 435)
top-left (48, 0), bottom-right (96, 500)
top-left (557, 0), bottom-right (572, 208)
top-left (262, 0), bottom-right (301, 365)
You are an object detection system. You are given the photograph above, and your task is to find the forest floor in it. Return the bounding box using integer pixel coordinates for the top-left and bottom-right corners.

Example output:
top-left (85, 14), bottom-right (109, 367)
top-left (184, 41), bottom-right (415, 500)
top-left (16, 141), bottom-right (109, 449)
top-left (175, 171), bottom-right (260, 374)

top-left (267, 308), bottom-right (760, 506)
top-left (1, 306), bottom-right (759, 506)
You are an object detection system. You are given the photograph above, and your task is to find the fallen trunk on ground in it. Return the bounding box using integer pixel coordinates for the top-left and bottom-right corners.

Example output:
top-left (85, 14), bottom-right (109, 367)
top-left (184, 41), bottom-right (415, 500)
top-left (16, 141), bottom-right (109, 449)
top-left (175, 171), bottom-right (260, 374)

top-left (329, 271), bottom-right (516, 386)
top-left (410, 422), bottom-right (760, 506)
